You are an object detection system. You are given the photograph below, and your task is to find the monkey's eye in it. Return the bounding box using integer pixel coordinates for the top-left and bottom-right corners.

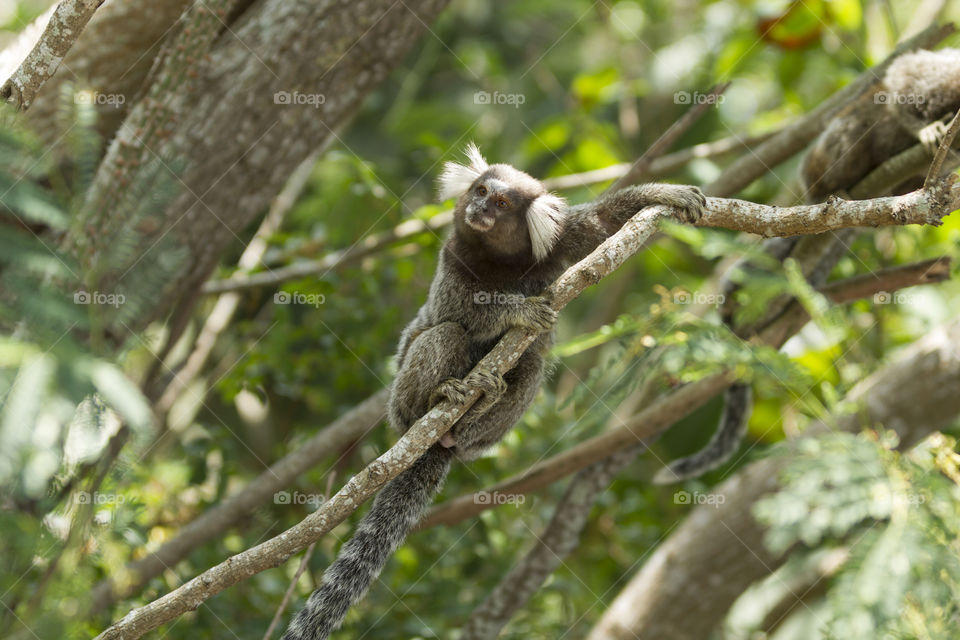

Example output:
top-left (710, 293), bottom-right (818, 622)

top-left (496, 198), bottom-right (509, 209)
top-left (476, 185), bottom-right (487, 196)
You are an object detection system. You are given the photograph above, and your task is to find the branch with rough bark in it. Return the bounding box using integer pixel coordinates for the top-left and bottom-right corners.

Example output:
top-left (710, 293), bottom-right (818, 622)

top-left (697, 177), bottom-right (959, 236)
top-left (0, 0), bottom-right (104, 110)
top-left (1, 0), bottom-right (192, 141)
top-left (586, 316), bottom-right (960, 640)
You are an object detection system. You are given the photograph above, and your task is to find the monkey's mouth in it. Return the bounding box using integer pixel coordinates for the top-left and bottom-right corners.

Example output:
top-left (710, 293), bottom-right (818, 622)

top-left (465, 206), bottom-right (495, 232)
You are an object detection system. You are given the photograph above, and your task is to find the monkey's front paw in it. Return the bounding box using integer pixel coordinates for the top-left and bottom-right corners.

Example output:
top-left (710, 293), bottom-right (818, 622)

top-left (430, 378), bottom-right (469, 407)
top-left (463, 369), bottom-right (508, 413)
top-left (658, 184), bottom-right (706, 224)
top-left (919, 120), bottom-right (949, 155)
top-left (521, 296), bottom-right (558, 332)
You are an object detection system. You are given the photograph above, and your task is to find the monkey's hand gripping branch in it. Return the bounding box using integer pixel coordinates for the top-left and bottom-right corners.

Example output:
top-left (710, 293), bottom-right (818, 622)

top-left (93, 179), bottom-right (960, 640)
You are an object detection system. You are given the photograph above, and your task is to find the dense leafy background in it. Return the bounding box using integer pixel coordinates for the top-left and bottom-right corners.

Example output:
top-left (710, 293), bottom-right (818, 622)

top-left (2, 0), bottom-right (960, 638)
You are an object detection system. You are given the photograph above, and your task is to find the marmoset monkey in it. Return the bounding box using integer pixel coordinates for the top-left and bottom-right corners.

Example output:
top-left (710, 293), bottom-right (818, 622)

top-left (802, 47), bottom-right (960, 202)
top-left (281, 144), bottom-right (705, 639)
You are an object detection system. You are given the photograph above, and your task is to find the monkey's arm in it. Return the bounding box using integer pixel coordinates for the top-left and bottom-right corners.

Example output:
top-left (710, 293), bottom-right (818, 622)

top-left (553, 183), bottom-right (705, 265)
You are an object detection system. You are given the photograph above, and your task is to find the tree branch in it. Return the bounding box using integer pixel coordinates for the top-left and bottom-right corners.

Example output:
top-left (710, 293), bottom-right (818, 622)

top-left (697, 176), bottom-right (959, 237)
top-left (0, 0), bottom-right (105, 110)
top-left (924, 106), bottom-right (960, 188)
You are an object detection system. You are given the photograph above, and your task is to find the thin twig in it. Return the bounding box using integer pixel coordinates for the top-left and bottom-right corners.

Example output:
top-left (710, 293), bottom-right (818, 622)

top-left (607, 82), bottom-right (730, 193)
top-left (924, 107), bottom-right (960, 188)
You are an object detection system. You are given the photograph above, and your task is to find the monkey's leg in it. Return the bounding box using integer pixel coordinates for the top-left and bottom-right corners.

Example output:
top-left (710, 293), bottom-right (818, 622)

top-left (388, 322), bottom-right (472, 434)
top-left (451, 347), bottom-right (546, 459)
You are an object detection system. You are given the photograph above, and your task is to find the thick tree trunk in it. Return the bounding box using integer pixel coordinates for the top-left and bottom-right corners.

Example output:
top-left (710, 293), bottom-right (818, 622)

top-left (66, 0), bottom-right (450, 334)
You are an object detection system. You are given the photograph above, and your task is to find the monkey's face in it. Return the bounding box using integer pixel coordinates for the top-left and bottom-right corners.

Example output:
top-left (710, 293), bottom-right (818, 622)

top-left (456, 165), bottom-right (544, 257)
top-left (441, 147), bottom-right (566, 262)
top-left (462, 174), bottom-right (528, 233)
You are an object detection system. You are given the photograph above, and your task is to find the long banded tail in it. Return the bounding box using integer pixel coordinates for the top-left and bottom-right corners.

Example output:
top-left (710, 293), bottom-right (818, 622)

top-left (653, 383), bottom-right (752, 484)
top-left (282, 445), bottom-right (453, 640)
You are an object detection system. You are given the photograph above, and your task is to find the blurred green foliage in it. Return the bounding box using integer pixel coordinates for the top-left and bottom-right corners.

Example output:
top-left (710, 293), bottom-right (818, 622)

top-left (2, 0), bottom-right (960, 639)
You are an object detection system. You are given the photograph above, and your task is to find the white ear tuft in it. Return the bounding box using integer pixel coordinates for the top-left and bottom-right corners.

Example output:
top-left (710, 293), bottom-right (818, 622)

top-left (526, 193), bottom-right (566, 261)
top-left (437, 142), bottom-right (489, 201)
top-left (463, 142), bottom-right (488, 173)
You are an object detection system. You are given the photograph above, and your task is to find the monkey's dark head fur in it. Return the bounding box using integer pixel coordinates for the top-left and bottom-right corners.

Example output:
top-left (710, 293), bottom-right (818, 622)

top-left (439, 143), bottom-right (565, 263)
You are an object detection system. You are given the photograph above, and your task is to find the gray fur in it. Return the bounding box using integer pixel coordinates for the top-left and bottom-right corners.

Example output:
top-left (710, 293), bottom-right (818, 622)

top-left (802, 48), bottom-right (960, 202)
top-left (281, 146), bottom-right (705, 639)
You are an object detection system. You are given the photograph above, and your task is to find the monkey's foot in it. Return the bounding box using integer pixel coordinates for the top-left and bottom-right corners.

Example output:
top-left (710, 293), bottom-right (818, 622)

top-left (519, 296), bottom-right (558, 332)
top-left (463, 369), bottom-right (508, 413)
top-left (655, 184), bottom-right (707, 223)
top-left (430, 378), bottom-right (470, 408)
top-left (919, 120), bottom-right (949, 156)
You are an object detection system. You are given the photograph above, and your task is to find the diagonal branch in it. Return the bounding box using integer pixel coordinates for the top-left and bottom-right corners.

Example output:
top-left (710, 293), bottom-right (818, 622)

top-left (0, 0), bottom-right (105, 110)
